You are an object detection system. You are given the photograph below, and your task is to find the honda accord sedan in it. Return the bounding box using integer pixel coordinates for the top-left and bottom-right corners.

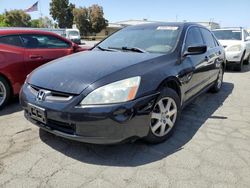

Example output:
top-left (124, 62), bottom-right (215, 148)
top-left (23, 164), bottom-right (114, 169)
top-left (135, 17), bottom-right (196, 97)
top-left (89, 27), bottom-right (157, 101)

top-left (20, 22), bottom-right (225, 144)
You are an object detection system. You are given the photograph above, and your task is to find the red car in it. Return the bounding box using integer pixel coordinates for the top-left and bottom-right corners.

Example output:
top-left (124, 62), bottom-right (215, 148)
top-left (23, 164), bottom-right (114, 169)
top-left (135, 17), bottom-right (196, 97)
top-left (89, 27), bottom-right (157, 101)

top-left (0, 29), bottom-right (85, 108)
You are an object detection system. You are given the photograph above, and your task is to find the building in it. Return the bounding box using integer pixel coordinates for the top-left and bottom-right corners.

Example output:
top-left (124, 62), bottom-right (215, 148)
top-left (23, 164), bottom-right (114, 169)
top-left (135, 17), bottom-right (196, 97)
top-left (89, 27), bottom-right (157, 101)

top-left (93, 19), bottom-right (221, 40)
top-left (94, 19), bottom-right (157, 39)
top-left (197, 22), bottom-right (220, 30)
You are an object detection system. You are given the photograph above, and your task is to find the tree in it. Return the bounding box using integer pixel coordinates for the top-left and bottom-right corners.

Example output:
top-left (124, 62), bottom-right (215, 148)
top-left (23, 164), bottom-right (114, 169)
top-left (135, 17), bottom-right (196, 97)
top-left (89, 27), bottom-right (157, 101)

top-left (88, 4), bottom-right (108, 34)
top-left (30, 19), bottom-right (40, 28)
top-left (30, 17), bottom-right (54, 28)
top-left (0, 14), bottom-right (8, 27)
top-left (73, 5), bottom-right (108, 36)
top-left (50, 0), bottom-right (74, 28)
top-left (41, 16), bottom-right (54, 28)
top-left (73, 7), bottom-right (90, 36)
top-left (4, 10), bottom-right (31, 27)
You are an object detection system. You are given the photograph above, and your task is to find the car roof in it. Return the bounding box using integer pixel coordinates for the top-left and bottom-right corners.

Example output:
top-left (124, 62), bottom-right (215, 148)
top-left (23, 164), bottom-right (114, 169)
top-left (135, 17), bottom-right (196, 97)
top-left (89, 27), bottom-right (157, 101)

top-left (213, 27), bottom-right (243, 31)
top-left (0, 29), bottom-right (63, 36)
top-left (124, 22), bottom-right (204, 30)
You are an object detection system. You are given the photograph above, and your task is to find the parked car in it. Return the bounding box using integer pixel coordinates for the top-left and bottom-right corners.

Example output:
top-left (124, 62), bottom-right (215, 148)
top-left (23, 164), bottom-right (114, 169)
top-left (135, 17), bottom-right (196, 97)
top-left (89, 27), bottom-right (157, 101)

top-left (0, 29), bottom-right (86, 108)
top-left (213, 27), bottom-right (250, 71)
top-left (20, 22), bottom-right (225, 144)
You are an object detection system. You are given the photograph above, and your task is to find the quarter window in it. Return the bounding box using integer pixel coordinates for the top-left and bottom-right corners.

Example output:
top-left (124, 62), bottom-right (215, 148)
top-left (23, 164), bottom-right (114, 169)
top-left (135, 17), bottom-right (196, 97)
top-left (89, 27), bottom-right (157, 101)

top-left (0, 35), bottom-right (23, 47)
top-left (20, 34), bottom-right (70, 49)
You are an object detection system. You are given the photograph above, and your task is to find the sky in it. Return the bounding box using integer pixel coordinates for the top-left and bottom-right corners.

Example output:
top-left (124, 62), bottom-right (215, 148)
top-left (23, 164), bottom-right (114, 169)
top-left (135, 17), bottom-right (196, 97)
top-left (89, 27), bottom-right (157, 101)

top-left (0, 0), bottom-right (250, 28)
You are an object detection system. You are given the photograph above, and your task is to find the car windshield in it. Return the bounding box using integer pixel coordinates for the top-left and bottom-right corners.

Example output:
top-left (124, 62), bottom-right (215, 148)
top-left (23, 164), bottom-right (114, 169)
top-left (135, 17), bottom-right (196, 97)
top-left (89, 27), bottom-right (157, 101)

top-left (213, 30), bottom-right (242, 40)
top-left (68, 31), bottom-right (79, 36)
top-left (97, 25), bottom-right (181, 54)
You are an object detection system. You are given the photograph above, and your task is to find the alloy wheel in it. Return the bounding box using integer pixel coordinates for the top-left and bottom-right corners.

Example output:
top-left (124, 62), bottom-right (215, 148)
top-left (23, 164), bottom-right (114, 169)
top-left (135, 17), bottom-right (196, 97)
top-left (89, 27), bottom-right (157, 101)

top-left (150, 97), bottom-right (178, 137)
top-left (0, 81), bottom-right (7, 106)
top-left (217, 67), bottom-right (223, 89)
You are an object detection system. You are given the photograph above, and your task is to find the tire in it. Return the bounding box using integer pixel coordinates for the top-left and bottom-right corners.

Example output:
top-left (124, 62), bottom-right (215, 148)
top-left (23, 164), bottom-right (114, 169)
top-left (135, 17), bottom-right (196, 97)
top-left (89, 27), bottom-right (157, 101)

top-left (144, 88), bottom-right (181, 144)
top-left (244, 54), bottom-right (250, 65)
top-left (235, 51), bottom-right (245, 71)
top-left (210, 65), bottom-right (224, 93)
top-left (0, 76), bottom-right (11, 109)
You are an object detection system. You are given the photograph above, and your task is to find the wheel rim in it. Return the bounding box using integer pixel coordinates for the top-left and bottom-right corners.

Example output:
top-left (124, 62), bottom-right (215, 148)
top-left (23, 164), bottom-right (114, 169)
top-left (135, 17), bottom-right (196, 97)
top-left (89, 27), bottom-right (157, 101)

top-left (150, 97), bottom-right (178, 137)
top-left (0, 81), bottom-right (7, 106)
top-left (217, 67), bottom-right (223, 89)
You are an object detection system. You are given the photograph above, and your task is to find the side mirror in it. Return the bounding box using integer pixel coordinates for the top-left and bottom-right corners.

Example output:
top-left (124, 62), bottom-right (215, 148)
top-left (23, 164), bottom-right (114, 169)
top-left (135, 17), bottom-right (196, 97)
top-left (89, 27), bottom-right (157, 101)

top-left (246, 36), bottom-right (250, 41)
top-left (183, 45), bottom-right (207, 56)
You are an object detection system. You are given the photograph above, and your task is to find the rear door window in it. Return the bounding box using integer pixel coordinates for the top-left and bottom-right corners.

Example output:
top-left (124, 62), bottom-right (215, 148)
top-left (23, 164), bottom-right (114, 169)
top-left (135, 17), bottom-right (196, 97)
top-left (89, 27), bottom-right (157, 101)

top-left (0, 35), bottom-right (23, 47)
top-left (20, 34), bottom-right (71, 49)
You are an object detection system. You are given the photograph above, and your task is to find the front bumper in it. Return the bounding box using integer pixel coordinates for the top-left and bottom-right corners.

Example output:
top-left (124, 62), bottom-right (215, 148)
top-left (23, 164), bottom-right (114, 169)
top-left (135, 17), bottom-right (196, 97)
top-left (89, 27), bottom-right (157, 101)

top-left (20, 83), bottom-right (158, 144)
top-left (225, 51), bottom-right (243, 63)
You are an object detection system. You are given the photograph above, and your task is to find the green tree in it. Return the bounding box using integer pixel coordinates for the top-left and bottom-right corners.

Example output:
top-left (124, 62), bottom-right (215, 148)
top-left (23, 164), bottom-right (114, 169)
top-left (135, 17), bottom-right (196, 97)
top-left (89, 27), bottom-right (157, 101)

top-left (30, 19), bottom-right (40, 28)
top-left (0, 14), bottom-right (8, 27)
top-left (73, 7), bottom-right (90, 36)
top-left (73, 5), bottom-right (108, 36)
top-left (30, 17), bottom-right (54, 28)
top-left (50, 0), bottom-right (74, 28)
top-left (41, 16), bottom-right (54, 28)
top-left (4, 10), bottom-right (31, 27)
top-left (88, 4), bottom-right (108, 34)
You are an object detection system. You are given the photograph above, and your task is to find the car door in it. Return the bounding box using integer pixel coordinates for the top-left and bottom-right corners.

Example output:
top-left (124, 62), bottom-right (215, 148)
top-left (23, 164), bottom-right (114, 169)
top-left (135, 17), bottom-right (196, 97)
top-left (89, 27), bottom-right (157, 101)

top-left (243, 30), bottom-right (250, 59)
top-left (20, 34), bottom-right (74, 74)
top-left (199, 28), bottom-right (222, 82)
top-left (181, 26), bottom-right (211, 101)
top-left (0, 35), bottom-right (26, 92)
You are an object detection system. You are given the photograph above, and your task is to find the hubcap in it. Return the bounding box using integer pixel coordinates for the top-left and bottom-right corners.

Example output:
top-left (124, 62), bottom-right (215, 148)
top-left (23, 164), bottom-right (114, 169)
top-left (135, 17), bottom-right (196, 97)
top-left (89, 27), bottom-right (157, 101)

top-left (0, 81), bottom-right (6, 106)
top-left (150, 97), bottom-right (178, 137)
top-left (217, 67), bottom-right (223, 88)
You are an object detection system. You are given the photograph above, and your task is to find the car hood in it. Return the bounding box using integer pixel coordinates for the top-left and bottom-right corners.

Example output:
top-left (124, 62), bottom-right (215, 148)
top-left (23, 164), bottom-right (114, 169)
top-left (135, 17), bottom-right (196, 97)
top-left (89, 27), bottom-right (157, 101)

top-left (218, 40), bottom-right (242, 47)
top-left (28, 51), bottom-right (162, 94)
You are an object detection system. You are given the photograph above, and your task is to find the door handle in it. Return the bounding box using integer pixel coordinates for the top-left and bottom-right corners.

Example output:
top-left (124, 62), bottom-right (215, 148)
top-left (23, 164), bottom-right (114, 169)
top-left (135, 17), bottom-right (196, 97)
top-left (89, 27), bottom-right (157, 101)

top-left (204, 56), bottom-right (209, 61)
top-left (29, 55), bottom-right (43, 59)
top-left (218, 51), bottom-right (222, 55)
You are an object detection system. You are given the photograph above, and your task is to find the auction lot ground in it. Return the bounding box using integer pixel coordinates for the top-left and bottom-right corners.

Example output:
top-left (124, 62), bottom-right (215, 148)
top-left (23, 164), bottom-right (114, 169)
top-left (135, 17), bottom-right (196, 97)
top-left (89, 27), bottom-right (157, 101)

top-left (0, 66), bottom-right (250, 188)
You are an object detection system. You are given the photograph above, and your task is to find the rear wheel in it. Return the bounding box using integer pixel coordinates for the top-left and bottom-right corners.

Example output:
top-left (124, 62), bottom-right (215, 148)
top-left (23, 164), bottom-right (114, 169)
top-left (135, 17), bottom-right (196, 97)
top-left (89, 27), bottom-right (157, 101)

top-left (0, 76), bottom-right (11, 109)
top-left (210, 65), bottom-right (224, 93)
top-left (144, 88), bottom-right (180, 144)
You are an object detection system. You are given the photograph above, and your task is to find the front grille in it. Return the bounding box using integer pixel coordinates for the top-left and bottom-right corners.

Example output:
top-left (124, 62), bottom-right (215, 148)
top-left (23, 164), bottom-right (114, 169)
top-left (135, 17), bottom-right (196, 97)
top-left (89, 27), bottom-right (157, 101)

top-left (28, 84), bottom-right (73, 102)
top-left (47, 119), bottom-right (76, 134)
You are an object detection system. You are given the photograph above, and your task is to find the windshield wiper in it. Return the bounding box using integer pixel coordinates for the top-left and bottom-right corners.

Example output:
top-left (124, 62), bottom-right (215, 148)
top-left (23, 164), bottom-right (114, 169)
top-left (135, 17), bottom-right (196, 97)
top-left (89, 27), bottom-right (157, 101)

top-left (108, 46), bottom-right (147, 53)
top-left (96, 46), bottom-right (118, 52)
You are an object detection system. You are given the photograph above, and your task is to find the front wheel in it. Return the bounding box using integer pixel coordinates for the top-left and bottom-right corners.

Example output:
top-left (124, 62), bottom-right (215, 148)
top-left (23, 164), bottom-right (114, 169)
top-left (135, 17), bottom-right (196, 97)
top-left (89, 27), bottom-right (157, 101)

top-left (235, 52), bottom-right (245, 71)
top-left (244, 54), bottom-right (250, 65)
top-left (0, 76), bottom-right (11, 109)
top-left (144, 88), bottom-right (180, 144)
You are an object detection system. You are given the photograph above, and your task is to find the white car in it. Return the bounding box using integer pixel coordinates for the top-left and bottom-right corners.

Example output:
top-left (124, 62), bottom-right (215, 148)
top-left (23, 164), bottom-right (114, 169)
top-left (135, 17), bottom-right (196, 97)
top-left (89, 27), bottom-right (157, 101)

top-left (213, 28), bottom-right (250, 71)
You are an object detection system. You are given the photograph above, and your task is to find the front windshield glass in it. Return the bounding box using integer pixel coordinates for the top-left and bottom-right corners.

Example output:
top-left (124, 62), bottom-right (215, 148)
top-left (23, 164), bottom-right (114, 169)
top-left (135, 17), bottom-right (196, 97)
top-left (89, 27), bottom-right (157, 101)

top-left (98, 25), bottom-right (181, 54)
top-left (68, 31), bottom-right (79, 36)
top-left (213, 30), bottom-right (242, 40)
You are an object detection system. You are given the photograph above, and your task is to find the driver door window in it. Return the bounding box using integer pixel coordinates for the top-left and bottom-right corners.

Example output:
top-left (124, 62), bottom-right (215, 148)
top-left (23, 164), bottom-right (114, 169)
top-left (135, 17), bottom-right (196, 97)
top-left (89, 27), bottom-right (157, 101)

top-left (184, 27), bottom-right (204, 50)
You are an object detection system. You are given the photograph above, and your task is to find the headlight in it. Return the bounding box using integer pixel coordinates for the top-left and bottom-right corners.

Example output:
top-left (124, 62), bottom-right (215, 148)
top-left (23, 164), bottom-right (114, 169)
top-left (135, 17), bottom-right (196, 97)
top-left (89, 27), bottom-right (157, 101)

top-left (80, 76), bottom-right (141, 105)
top-left (226, 45), bottom-right (242, 52)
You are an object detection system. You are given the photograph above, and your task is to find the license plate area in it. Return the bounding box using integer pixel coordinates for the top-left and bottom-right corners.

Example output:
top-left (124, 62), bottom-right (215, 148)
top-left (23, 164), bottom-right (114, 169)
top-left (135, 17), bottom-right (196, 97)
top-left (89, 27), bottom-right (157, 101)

top-left (28, 103), bottom-right (47, 124)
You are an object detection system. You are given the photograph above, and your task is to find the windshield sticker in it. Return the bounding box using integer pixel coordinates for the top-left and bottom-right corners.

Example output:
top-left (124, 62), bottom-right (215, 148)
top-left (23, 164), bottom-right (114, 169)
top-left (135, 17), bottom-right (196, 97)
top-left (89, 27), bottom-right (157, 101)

top-left (157, 26), bottom-right (179, 31)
